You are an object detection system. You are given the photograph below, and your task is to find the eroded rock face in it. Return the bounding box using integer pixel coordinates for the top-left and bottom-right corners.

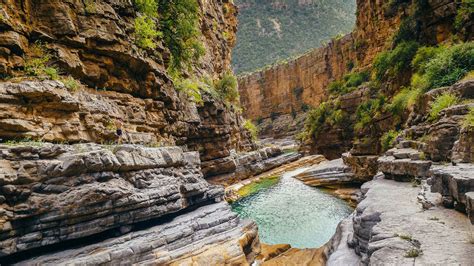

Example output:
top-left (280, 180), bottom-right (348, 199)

top-left (237, 0), bottom-right (463, 135)
top-left (14, 203), bottom-right (260, 265)
top-left (0, 0), bottom-right (255, 179)
top-left (430, 163), bottom-right (474, 212)
top-left (0, 144), bottom-right (224, 257)
top-left (342, 177), bottom-right (474, 265)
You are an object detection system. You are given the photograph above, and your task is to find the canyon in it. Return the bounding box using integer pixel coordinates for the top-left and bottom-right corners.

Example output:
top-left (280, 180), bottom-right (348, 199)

top-left (0, 0), bottom-right (473, 265)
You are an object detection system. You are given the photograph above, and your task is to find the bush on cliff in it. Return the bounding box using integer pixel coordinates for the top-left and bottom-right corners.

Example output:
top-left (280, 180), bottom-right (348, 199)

top-left (463, 107), bottom-right (474, 130)
top-left (134, 15), bottom-right (161, 49)
top-left (159, 0), bottom-right (204, 71)
top-left (214, 72), bottom-right (240, 105)
top-left (303, 101), bottom-right (347, 140)
top-left (388, 87), bottom-right (422, 116)
top-left (429, 93), bottom-right (459, 121)
top-left (24, 42), bottom-right (59, 80)
top-left (174, 78), bottom-right (203, 105)
top-left (134, 0), bottom-right (158, 17)
top-left (381, 130), bottom-right (400, 152)
top-left (328, 71), bottom-right (370, 95)
top-left (373, 41), bottom-right (419, 81)
top-left (415, 42), bottom-right (474, 91)
top-left (354, 95), bottom-right (387, 131)
top-left (244, 120), bottom-right (259, 140)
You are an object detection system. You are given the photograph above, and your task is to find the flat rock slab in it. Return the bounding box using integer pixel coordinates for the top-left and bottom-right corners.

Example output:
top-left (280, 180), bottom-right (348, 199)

top-left (348, 178), bottom-right (474, 265)
top-left (294, 158), bottom-right (355, 187)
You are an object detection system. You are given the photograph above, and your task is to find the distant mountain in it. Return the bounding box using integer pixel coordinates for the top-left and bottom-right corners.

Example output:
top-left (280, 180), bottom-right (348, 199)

top-left (232, 0), bottom-right (356, 75)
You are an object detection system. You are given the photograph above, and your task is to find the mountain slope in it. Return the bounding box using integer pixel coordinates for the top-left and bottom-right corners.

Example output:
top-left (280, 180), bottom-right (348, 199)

top-left (232, 0), bottom-right (356, 74)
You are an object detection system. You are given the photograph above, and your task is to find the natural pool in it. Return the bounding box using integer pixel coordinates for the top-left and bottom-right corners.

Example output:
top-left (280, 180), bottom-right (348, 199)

top-left (231, 167), bottom-right (353, 248)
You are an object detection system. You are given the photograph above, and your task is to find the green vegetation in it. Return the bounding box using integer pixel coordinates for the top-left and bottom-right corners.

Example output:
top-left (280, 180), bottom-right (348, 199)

top-left (175, 78), bottom-right (203, 105)
top-left (396, 233), bottom-right (413, 241)
top-left (244, 119), bottom-right (259, 140)
top-left (159, 0), bottom-right (204, 71)
top-left (236, 175), bottom-right (280, 198)
top-left (84, 0), bottom-right (97, 14)
top-left (381, 130), bottom-right (400, 152)
top-left (414, 43), bottom-right (474, 91)
top-left (61, 76), bottom-right (81, 92)
top-left (328, 71), bottom-right (369, 95)
top-left (373, 41), bottom-right (419, 81)
top-left (232, 0), bottom-right (356, 74)
top-left (429, 93), bottom-right (459, 121)
top-left (462, 107), bottom-right (474, 130)
top-left (134, 15), bottom-right (161, 49)
top-left (3, 138), bottom-right (44, 147)
top-left (134, 0), bottom-right (158, 17)
top-left (214, 72), bottom-right (239, 105)
top-left (24, 42), bottom-right (59, 80)
top-left (132, 0), bottom-right (204, 72)
top-left (302, 101), bottom-right (347, 140)
top-left (405, 248), bottom-right (422, 258)
top-left (354, 95), bottom-right (386, 131)
top-left (387, 87), bottom-right (422, 116)
top-left (454, 0), bottom-right (474, 31)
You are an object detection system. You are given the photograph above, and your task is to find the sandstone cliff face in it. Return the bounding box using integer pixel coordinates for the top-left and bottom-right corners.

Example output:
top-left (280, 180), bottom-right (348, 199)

top-left (238, 0), bottom-right (462, 139)
top-left (0, 0), bottom-right (255, 178)
top-left (0, 1), bottom-right (266, 263)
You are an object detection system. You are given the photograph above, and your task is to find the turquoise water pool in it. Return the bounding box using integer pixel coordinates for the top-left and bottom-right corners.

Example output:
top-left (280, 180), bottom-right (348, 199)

top-left (231, 167), bottom-right (353, 248)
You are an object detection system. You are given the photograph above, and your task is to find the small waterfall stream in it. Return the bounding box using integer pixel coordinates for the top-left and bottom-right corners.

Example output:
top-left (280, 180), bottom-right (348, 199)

top-left (231, 167), bottom-right (353, 248)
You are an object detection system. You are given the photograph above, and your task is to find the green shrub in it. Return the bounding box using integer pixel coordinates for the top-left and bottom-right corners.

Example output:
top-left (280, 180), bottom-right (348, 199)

top-left (134, 16), bottom-right (161, 49)
top-left (159, 0), bottom-right (204, 71)
top-left (418, 43), bottom-right (474, 91)
top-left (354, 95), bottom-right (386, 131)
top-left (175, 78), bottom-right (203, 105)
top-left (244, 119), bottom-right (259, 140)
top-left (373, 41), bottom-right (419, 81)
top-left (388, 87), bottom-right (422, 115)
top-left (84, 0), bottom-right (97, 14)
top-left (303, 102), bottom-right (347, 140)
top-left (24, 43), bottom-right (59, 80)
top-left (462, 107), bottom-right (474, 130)
top-left (412, 46), bottom-right (443, 72)
top-left (381, 130), bottom-right (400, 151)
top-left (429, 93), bottom-right (459, 121)
top-left (134, 0), bottom-right (158, 17)
top-left (61, 76), bottom-right (80, 92)
top-left (328, 71), bottom-right (369, 95)
top-left (214, 72), bottom-right (239, 105)
top-left (454, 0), bottom-right (474, 31)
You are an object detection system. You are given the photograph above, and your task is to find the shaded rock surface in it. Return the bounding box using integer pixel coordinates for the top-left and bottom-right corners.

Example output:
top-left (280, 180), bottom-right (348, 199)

top-left (0, 144), bottom-right (224, 258)
top-left (15, 202), bottom-right (260, 265)
top-left (430, 163), bottom-right (474, 212)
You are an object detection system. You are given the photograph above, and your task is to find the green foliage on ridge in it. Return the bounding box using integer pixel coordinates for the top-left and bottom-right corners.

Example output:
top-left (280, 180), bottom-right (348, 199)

top-left (232, 0), bottom-right (356, 74)
top-left (428, 93), bottom-right (459, 121)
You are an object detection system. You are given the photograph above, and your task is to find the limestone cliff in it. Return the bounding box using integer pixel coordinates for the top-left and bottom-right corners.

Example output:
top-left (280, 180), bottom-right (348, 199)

top-left (0, 0), bottom-right (267, 263)
top-left (238, 0), bottom-right (469, 141)
top-left (0, 0), bottom-right (256, 180)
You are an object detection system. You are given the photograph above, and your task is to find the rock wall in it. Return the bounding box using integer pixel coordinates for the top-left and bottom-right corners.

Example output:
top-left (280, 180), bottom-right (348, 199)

top-left (238, 0), bottom-right (463, 138)
top-left (0, 0), bottom-right (256, 178)
top-left (0, 143), bottom-right (260, 264)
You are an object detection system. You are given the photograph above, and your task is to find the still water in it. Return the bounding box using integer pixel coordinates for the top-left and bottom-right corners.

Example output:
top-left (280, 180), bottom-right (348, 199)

top-left (231, 167), bottom-right (353, 248)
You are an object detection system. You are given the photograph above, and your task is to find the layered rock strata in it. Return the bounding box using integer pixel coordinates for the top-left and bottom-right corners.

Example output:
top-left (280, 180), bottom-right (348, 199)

top-left (0, 0), bottom-right (255, 180)
top-left (206, 146), bottom-right (301, 185)
top-left (238, 0), bottom-right (465, 133)
top-left (15, 203), bottom-right (260, 265)
top-left (0, 143), bottom-right (226, 258)
top-left (342, 177), bottom-right (473, 265)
